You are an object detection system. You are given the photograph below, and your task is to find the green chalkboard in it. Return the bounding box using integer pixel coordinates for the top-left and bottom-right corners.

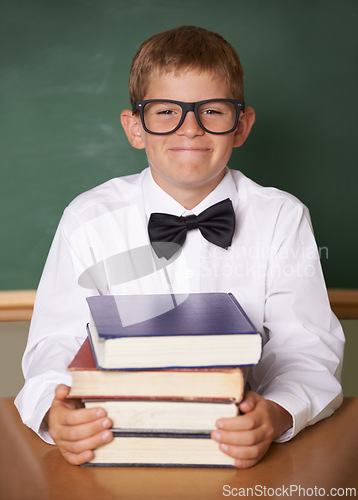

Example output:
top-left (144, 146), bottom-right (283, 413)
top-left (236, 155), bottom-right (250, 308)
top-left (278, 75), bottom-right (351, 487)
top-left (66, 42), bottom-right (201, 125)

top-left (1, 0), bottom-right (357, 289)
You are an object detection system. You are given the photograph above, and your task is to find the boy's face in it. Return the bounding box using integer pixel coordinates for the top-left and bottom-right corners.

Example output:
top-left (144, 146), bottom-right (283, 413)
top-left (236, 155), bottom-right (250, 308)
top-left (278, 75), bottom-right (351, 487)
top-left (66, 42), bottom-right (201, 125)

top-left (121, 70), bottom-right (255, 208)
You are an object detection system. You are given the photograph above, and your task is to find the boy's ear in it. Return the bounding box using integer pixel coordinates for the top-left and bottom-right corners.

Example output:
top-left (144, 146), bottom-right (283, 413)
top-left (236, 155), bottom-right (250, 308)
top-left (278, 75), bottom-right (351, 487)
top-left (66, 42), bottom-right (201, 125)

top-left (120, 110), bottom-right (145, 150)
top-left (233, 107), bottom-right (256, 148)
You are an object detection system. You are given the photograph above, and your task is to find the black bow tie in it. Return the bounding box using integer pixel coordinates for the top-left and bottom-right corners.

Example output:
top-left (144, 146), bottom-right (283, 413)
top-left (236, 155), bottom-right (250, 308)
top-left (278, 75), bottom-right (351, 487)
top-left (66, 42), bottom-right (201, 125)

top-left (148, 198), bottom-right (236, 259)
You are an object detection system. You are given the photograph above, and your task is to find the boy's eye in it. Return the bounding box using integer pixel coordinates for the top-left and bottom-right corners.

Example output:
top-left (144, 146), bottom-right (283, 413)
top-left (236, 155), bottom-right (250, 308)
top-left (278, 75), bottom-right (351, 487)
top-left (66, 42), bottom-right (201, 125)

top-left (157, 109), bottom-right (176, 115)
top-left (200, 101), bottom-right (234, 116)
top-left (145, 102), bottom-right (181, 117)
top-left (201, 108), bottom-right (223, 115)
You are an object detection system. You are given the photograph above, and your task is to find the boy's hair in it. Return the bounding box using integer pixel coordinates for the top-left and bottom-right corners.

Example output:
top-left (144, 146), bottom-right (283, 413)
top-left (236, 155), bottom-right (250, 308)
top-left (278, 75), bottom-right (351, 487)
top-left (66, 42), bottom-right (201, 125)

top-left (129, 25), bottom-right (244, 105)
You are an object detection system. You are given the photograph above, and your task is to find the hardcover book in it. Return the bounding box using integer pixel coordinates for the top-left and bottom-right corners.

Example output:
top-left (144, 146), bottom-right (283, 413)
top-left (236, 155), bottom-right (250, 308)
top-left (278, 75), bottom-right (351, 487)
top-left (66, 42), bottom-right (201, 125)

top-left (68, 338), bottom-right (248, 402)
top-left (86, 433), bottom-right (236, 467)
top-left (83, 399), bottom-right (238, 434)
top-left (86, 292), bottom-right (262, 369)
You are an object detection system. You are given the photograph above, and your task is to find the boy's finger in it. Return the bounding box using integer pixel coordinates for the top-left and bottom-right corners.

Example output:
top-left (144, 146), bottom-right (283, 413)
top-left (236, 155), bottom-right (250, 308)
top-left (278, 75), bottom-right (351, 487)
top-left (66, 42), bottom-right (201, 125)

top-left (61, 428), bottom-right (113, 456)
top-left (215, 411), bottom-right (258, 432)
top-left (62, 448), bottom-right (95, 466)
top-left (238, 392), bottom-right (258, 413)
top-left (54, 384), bottom-right (71, 401)
top-left (59, 416), bottom-right (112, 442)
top-left (59, 405), bottom-right (108, 427)
top-left (212, 426), bottom-right (264, 447)
top-left (218, 440), bottom-right (268, 462)
top-left (234, 457), bottom-right (260, 470)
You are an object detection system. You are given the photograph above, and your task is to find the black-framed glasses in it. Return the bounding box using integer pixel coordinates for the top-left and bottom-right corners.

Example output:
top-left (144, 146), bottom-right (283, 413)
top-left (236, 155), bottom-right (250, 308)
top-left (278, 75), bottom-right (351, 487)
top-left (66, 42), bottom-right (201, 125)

top-left (132, 99), bottom-right (245, 135)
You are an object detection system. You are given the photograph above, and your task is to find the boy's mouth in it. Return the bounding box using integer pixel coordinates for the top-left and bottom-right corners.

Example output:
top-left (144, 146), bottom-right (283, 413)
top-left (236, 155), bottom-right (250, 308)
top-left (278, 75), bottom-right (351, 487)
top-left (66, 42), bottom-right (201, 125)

top-left (168, 147), bottom-right (211, 152)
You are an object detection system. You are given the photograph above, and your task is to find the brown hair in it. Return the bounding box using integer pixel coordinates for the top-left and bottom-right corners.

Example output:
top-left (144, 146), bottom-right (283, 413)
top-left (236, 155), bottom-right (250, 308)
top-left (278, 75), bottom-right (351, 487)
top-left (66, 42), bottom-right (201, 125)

top-left (128, 25), bottom-right (244, 105)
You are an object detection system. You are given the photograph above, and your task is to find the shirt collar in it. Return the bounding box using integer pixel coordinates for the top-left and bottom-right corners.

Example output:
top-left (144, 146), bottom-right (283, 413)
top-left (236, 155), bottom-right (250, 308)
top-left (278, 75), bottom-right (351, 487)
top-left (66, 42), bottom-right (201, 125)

top-left (143, 167), bottom-right (238, 218)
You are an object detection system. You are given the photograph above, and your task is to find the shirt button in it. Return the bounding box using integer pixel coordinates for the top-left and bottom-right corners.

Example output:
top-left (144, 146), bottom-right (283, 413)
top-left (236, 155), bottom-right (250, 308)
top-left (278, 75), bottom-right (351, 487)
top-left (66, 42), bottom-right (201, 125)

top-left (185, 269), bottom-right (194, 279)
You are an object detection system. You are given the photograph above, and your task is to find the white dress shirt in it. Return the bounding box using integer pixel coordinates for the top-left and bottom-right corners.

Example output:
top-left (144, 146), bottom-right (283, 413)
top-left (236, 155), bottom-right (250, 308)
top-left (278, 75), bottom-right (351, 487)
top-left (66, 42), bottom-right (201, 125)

top-left (15, 167), bottom-right (345, 444)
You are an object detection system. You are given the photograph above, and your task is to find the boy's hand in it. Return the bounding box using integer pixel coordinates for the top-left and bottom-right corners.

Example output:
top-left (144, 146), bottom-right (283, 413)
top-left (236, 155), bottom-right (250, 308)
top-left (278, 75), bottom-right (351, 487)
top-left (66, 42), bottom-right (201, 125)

top-left (47, 384), bottom-right (113, 465)
top-left (211, 391), bottom-right (292, 469)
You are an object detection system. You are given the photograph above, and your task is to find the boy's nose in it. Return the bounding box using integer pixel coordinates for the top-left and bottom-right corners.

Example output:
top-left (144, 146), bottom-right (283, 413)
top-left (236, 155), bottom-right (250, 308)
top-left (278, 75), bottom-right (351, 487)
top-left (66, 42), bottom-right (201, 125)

top-left (176, 111), bottom-right (204, 137)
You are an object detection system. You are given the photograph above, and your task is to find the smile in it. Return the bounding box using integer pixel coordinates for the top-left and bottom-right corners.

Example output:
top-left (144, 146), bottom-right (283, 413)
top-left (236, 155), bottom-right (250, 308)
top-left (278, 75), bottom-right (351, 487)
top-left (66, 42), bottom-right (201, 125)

top-left (168, 148), bottom-right (211, 152)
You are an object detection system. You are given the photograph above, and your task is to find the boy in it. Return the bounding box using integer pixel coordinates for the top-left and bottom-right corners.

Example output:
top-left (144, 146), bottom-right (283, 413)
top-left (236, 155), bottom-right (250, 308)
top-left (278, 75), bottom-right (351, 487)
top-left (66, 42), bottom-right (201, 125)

top-left (15, 26), bottom-right (344, 469)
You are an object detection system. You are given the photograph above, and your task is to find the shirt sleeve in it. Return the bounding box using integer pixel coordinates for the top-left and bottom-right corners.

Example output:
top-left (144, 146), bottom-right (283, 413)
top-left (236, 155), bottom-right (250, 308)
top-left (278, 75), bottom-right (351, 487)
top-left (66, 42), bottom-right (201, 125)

top-left (14, 214), bottom-right (92, 444)
top-left (248, 200), bottom-right (345, 442)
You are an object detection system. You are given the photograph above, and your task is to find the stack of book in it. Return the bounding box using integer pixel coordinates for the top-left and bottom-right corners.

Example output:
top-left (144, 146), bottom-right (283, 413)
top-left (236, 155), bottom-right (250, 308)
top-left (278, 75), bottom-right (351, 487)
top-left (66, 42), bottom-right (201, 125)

top-left (68, 292), bottom-right (262, 467)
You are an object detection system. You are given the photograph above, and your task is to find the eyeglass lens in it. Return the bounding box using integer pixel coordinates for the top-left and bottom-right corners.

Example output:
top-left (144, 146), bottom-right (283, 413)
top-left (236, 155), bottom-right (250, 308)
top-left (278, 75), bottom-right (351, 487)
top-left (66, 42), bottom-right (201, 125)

top-left (142, 100), bottom-right (238, 134)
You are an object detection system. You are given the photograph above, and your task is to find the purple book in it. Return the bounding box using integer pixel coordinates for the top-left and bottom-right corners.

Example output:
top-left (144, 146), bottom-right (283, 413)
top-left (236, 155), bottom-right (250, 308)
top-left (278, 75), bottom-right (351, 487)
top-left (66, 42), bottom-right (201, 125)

top-left (86, 292), bottom-right (262, 370)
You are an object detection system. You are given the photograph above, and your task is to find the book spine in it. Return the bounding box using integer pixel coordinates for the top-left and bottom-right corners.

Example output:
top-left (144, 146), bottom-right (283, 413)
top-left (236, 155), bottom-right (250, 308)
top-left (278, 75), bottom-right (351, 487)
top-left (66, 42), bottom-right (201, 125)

top-left (82, 462), bottom-right (235, 468)
top-left (111, 431), bottom-right (211, 438)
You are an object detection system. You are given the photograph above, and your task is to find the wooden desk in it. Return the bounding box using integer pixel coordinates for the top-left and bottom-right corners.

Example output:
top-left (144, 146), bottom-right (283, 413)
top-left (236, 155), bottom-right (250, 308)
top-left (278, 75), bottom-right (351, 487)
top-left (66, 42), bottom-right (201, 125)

top-left (1, 398), bottom-right (358, 500)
